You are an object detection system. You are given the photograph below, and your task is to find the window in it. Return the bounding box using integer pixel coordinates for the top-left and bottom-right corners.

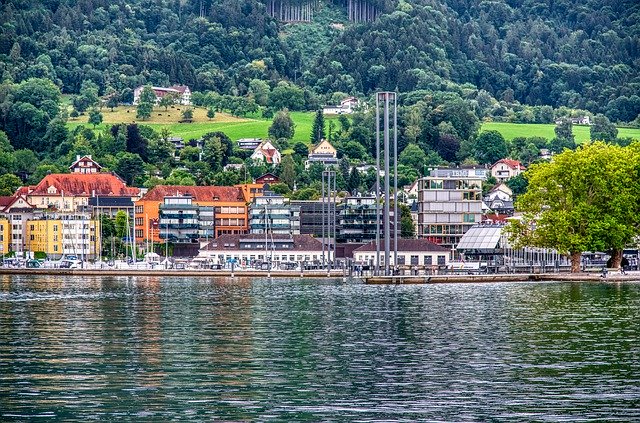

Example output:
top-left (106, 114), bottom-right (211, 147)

top-left (411, 255), bottom-right (419, 265)
top-left (54, 245), bottom-right (58, 252)
top-left (397, 255), bottom-right (405, 265)
top-left (437, 255), bottom-right (446, 266)
top-left (424, 256), bottom-right (432, 266)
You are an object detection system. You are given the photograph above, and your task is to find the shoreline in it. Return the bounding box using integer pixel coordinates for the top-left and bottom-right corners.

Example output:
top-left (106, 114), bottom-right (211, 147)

top-left (2, 268), bottom-right (640, 283)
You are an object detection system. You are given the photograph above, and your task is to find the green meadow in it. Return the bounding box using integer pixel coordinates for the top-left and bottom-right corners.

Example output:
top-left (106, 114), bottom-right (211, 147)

top-left (68, 107), bottom-right (640, 145)
top-left (68, 108), bottom-right (336, 144)
top-left (480, 122), bottom-right (640, 143)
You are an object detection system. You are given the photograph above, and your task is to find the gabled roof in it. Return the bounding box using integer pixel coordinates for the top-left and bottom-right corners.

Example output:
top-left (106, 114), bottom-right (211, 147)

top-left (69, 155), bottom-right (102, 170)
top-left (140, 185), bottom-right (245, 202)
top-left (354, 239), bottom-right (449, 253)
top-left (0, 194), bottom-right (34, 212)
top-left (28, 173), bottom-right (139, 197)
top-left (310, 139), bottom-right (336, 155)
top-left (491, 159), bottom-right (526, 170)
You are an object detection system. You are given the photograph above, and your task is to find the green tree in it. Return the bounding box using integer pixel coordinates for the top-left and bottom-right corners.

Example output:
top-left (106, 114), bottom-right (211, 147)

top-left (136, 102), bottom-right (152, 120)
top-left (473, 130), bottom-right (508, 164)
top-left (114, 210), bottom-right (129, 239)
top-left (139, 86), bottom-right (156, 105)
top-left (508, 142), bottom-right (640, 272)
top-left (181, 107), bottom-right (194, 121)
top-left (158, 93), bottom-right (176, 111)
top-left (88, 109), bottom-right (103, 127)
top-left (248, 79), bottom-right (270, 106)
top-left (202, 136), bottom-right (224, 172)
top-left (180, 146), bottom-right (201, 163)
top-left (207, 107), bottom-right (216, 120)
top-left (280, 154), bottom-right (296, 189)
top-left (506, 173), bottom-right (528, 197)
top-left (399, 203), bottom-right (415, 238)
top-left (106, 96), bottom-right (118, 111)
top-left (0, 174), bottom-right (22, 196)
top-left (399, 143), bottom-right (428, 174)
top-left (590, 114), bottom-right (618, 142)
top-left (310, 109), bottom-right (325, 144)
top-left (554, 119), bottom-right (575, 144)
top-left (13, 149), bottom-right (37, 178)
top-left (268, 109), bottom-right (295, 140)
top-left (347, 166), bottom-right (361, 193)
top-left (268, 82), bottom-right (305, 111)
top-left (114, 152), bottom-right (145, 185)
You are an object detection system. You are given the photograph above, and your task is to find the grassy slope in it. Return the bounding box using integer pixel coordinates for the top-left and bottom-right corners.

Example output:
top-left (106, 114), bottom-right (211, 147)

top-left (69, 106), bottom-right (334, 144)
top-left (481, 122), bottom-right (640, 143)
top-left (68, 106), bottom-right (640, 144)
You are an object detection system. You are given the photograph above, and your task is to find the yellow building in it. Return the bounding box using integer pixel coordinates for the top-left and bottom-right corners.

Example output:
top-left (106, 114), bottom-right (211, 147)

top-left (0, 217), bottom-right (9, 257)
top-left (26, 215), bottom-right (101, 260)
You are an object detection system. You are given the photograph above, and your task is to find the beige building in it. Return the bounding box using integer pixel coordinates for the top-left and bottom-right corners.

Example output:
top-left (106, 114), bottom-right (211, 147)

top-left (23, 173), bottom-right (140, 213)
top-left (490, 159), bottom-right (525, 182)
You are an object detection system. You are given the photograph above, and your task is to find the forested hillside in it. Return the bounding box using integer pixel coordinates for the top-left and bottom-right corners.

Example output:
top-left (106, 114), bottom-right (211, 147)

top-left (0, 0), bottom-right (639, 196)
top-left (1, 0), bottom-right (638, 119)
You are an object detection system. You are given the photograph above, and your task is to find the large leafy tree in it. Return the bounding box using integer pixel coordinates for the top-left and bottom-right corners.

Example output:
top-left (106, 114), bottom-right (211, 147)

top-left (508, 142), bottom-right (640, 272)
top-left (590, 114), bottom-right (618, 142)
top-left (473, 130), bottom-right (508, 165)
top-left (268, 109), bottom-right (295, 140)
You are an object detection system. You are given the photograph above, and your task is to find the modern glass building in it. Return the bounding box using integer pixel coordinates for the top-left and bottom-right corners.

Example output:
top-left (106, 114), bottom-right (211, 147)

top-left (249, 192), bottom-right (300, 235)
top-left (417, 167), bottom-right (485, 250)
top-left (158, 196), bottom-right (214, 243)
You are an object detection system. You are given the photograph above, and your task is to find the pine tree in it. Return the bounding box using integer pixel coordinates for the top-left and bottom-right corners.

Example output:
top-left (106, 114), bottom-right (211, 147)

top-left (310, 109), bottom-right (325, 144)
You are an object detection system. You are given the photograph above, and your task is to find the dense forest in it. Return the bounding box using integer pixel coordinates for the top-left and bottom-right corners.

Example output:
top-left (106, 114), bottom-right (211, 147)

top-left (1, 0), bottom-right (638, 117)
top-left (0, 0), bottom-right (638, 197)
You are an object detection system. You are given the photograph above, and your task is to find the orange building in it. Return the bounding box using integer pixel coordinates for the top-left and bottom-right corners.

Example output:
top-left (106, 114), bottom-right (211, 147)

top-left (134, 184), bottom-right (264, 246)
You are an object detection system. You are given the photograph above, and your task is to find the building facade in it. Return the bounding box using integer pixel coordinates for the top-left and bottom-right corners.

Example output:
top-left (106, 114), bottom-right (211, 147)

top-left (249, 192), bottom-right (300, 235)
top-left (337, 196), bottom-right (386, 244)
top-left (305, 139), bottom-right (339, 169)
top-left (353, 239), bottom-right (450, 268)
top-left (198, 234), bottom-right (323, 267)
top-left (133, 85), bottom-right (191, 105)
top-left (490, 159), bottom-right (525, 182)
top-left (158, 196), bottom-right (214, 243)
top-left (0, 217), bottom-right (8, 257)
top-left (135, 184), bottom-right (260, 248)
top-left (291, 200), bottom-right (337, 238)
top-left (23, 173), bottom-right (140, 213)
top-left (417, 168), bottom-right (484, 250)
top-left (25, 213), bottom-right (100, 260)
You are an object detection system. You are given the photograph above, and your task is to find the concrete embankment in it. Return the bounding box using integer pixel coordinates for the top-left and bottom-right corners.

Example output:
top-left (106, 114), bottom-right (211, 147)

top-left (364, 272), bottom-right (640, 284)
top-left (2, 268), bottom-right (640, 283)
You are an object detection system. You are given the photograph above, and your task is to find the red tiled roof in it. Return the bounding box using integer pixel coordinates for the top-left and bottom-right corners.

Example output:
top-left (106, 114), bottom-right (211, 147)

top-left (0, 196), bottom-right (14, 207)
top-left (140, 185), bottom-right (245, 202)
top-left (354, 239), bottom-right (449, 253)
top-left (492, 159), bottom-right (525, 170)
top-left (29, 174), bottom-right (139, 197)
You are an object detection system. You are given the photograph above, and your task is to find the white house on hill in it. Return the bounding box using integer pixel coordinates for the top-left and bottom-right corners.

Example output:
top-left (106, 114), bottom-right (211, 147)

top-left (133, 85), bottom-right (191, 105)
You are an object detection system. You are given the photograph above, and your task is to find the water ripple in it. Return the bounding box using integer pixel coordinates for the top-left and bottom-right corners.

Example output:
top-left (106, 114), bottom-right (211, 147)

top-left (1, 276), bottom-right (639, 421)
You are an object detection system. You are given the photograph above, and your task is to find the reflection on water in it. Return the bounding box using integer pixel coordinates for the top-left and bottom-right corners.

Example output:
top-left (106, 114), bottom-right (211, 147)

top-left (1, 276), bottom-right (639, 421)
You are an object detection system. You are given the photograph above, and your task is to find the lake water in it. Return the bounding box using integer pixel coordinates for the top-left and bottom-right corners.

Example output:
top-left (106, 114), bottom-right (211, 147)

top-left (1, 275), bottom-right (639, 421)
